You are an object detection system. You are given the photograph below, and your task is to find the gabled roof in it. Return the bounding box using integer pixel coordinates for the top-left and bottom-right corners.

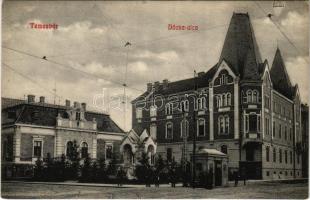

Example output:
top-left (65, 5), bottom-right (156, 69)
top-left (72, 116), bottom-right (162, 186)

top-left (218, 13), bottom-right (262, 80)
top-left (2, 97), bottom-right (124, 133)
top-left (270, 48), bottom-right (294, 99)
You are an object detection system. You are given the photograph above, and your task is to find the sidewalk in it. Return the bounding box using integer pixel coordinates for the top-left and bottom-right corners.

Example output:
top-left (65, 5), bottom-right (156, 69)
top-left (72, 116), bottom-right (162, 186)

top-left (3, 178), bottom-right (307, 189)
top-left (2, 180), bottom-right (183, 188)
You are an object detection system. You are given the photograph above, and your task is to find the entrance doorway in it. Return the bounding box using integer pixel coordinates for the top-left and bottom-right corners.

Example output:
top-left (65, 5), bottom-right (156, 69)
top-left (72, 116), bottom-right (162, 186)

top-left (214, 160), bottom-right (222, 186)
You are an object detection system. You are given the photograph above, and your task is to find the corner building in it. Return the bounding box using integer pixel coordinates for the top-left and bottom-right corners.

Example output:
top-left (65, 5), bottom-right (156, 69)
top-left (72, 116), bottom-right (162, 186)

top-left (131, 13), bottom-right (305, 180)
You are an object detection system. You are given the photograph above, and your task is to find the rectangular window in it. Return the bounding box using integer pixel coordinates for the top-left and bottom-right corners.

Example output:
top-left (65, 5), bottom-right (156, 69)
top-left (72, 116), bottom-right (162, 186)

top-left (249, 115), bottom-right (257, 132)
top-left (150, 124), bottom-right (157, 139)
top-left (76, 112), bottom-right (81, 121)
top-left (33, 141), bottom-right (42, 158)
top-left (273, 148), bottom-right (276, 162)
top-left (266, 171), bottom-right (270, 176)
top-left (279, 124), bottom-right (282, 139)
top-left (150, 106), bottom-right (157, 117)
top-left (136, 108), bottom-right (142, 119)
top-left (197, 119), bottom-right (205, 136)
top-left (106, 145), bottom-right (113, 159)
top-left (290, 151), bottom-right (293, 164)
top-left (166, 123), bottom-right (173, 139)
top-left (290, 128), bottom-right (292, 140)
top-left (285, 150), bottom-right (288, 164)
top-left (297, 154), bottom-right (300, 164)
top-left (284, 126), bottom-right (287, 140)
top-left (266, 146), bottom-right (270, 162)
top-left (279, 149), bottom-right (282, 163)
top-left (273, 121), bottom-right (276, 137)
top-left (245, 115), bottom-right (249, 133)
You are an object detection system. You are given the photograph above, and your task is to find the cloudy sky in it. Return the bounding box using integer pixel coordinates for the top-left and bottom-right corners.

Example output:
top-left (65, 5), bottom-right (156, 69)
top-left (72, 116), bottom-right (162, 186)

top-left (2, 1), bottom-right (309, 131)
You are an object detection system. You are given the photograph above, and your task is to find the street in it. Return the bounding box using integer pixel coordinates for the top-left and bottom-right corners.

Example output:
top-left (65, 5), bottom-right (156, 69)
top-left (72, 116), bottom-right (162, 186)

top-left (1, 181), bottom-right (308, 199)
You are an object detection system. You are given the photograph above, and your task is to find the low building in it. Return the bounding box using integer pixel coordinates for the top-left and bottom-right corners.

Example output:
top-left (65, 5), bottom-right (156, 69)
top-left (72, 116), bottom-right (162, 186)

top-left (1, 95), bottom-right (125, 178)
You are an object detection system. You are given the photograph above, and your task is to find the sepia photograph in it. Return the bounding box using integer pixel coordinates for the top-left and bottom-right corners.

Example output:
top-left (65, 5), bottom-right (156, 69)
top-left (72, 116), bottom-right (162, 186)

top-left (1, 0), bottom-right (309, 198)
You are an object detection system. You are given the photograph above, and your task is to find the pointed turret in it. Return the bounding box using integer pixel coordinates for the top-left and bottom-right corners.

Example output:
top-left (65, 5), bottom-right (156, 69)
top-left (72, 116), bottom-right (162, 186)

top-left (218, 13), bottom-right (262, 80)
top-left (270, 48), bottom-right (293, 98)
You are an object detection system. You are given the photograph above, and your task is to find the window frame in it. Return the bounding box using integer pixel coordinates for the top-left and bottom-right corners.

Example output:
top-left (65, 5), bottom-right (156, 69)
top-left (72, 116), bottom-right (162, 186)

top-left (81, 142), bottom-right (88, 159)
top-left (33, 139), bottom-right (43, 158)
top-left (166, 122), bottom-right (173, 139)
top-left (136, 107), bottom-right (143, 119)
top-left (197, 118), bottom-right (206, 137)
top-left (105, 143), bottom-right (113, 160)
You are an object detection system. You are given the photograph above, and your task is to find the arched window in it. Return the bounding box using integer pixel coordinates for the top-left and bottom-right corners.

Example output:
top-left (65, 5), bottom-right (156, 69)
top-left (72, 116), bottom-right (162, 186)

top-left (197, 118), bottom-right (205, 137)
top-left (147, 145), bottom-right (155, 165)
top-left (216, 96), bottom-right (221, 108)
top-left (266, 146), bottom-right (270, 162)
top-left (123, 144), bottom-right (133, 165)
top-left (166, 122), bottom-right (173, 139)
top-left (226, 93), bottom-right (231, 106)
top-left (197, 97), bottom-right (206, 110)
top-left (165, 103), bottom-right (173, 115)
top-left (221, 145), bottom-right (228, 154)
top-left (180, 100), bottom-right (189, 112)
top-left (66, 141), bottom-right (74, 157)
top-left (180, 120), bottom-right (189, 138)
top-left (81, 142), bottom-right (88, 159)
top-left (253, 90), bottom-right (258, 103)
top-left (246, 90), bottom-right (252, 103)
top-left (225, 115), bottom-right (230, 134)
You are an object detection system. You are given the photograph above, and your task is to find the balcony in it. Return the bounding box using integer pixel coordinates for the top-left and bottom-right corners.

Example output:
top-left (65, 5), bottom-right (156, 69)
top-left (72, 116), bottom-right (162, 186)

top-left (242, 132), bottom-right (262, 145)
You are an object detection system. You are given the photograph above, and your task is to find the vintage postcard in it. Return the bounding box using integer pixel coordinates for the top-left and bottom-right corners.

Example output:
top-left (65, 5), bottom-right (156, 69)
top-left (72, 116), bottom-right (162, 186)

top-left (1, 0), bottom-right (309, 199)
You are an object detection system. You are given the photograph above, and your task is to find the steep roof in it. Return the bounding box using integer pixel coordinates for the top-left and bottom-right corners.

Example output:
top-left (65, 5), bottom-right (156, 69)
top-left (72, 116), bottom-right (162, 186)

top-left (2, 97), bottom-right (124, 133)
top-left (270, 48), bottom-right (294, 98)
top-left (219, 13), bottom-right (262, 80)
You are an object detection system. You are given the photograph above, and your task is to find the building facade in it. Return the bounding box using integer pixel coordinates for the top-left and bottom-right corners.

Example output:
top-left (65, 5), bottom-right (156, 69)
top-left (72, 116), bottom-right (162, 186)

top-left (1, 95), bottom-right (125, 178)
top-left (131, 13), bottom-right (305, 180)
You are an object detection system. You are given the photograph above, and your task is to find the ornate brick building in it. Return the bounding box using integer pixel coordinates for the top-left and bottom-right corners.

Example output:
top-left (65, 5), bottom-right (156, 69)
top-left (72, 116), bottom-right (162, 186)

top-left (131, 13), bottom-right (305, 180)
top-left (1, 95), bottom-right (125, 178)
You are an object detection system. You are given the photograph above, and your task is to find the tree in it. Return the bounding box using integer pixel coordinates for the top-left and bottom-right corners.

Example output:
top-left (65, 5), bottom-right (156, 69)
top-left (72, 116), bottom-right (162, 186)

top-left (66, 140), bottom-right (80, 180)
top-left (98, 158), bottom-right (107, 182)
top-left (33, 157), bottom-right (44, 181)
top-left (107, 153), bottom-right (118, 176)
top-left (135, 152), bottom-right (151, 185)
top-left (80, 154), bottom-right (91, 182)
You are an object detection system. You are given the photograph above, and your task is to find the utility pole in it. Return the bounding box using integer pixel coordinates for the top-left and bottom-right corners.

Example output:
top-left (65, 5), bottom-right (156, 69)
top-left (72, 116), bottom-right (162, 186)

top-left (192, 70), bottom-right (198, 188)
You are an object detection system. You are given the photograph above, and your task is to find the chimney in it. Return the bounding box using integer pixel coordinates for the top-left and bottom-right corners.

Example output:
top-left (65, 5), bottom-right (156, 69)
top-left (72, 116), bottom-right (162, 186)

top-left (163, 79), bottom-right (169, 89)
top-left (81, 103), bottom-right (86, 111)
top-left (198, 72), bottom-right (205, 77)
top-left (27, 94), bottom-right (35, 103)
top-left (39, 96), bottom-right (45, 103)
top-left (74, 101), bottom-right (79, 108)
top-left (147, 83), bottom-right (153, 92)
top-left (154, 81), bottom-right (160, 91)
top-left (65, 100), bottom-right (71, 107)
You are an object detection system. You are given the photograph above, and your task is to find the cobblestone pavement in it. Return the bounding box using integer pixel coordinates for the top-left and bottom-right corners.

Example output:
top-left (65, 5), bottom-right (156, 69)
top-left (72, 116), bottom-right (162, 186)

top-left (1, 181), bottom-right (308, 199)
